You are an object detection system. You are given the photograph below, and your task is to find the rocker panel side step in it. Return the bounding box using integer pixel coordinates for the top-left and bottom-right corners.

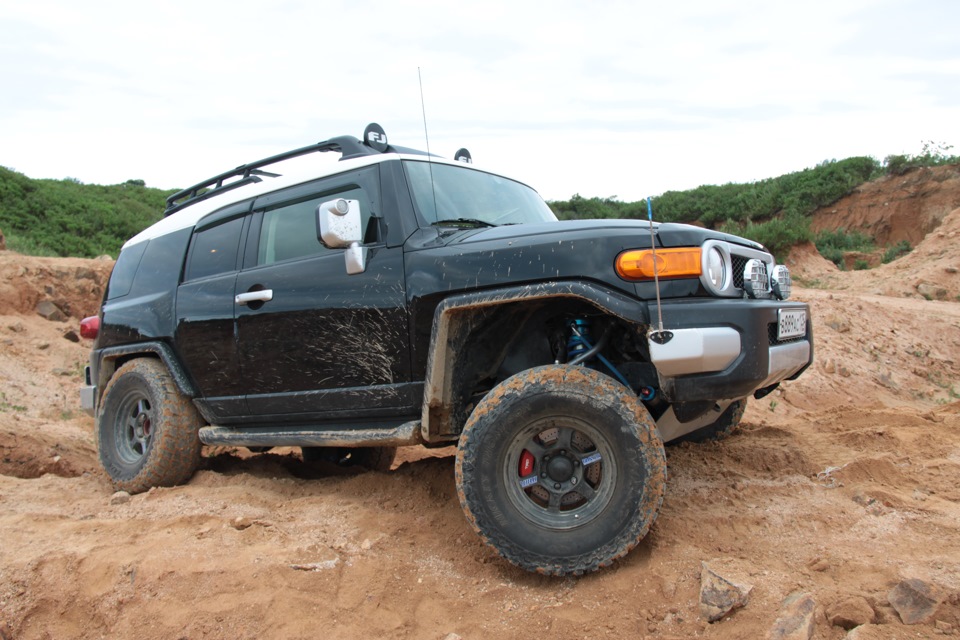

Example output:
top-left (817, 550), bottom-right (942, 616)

top-left (198, 421), bottom-right (423, 448)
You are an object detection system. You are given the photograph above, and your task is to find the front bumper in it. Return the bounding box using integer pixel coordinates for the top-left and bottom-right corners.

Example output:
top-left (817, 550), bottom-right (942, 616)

top-left (648, 297), bottom-right (813, 402)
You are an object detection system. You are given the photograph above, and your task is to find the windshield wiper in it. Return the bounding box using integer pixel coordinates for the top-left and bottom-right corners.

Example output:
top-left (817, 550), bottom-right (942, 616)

top-left (432, 218), bottom-right (498, 228)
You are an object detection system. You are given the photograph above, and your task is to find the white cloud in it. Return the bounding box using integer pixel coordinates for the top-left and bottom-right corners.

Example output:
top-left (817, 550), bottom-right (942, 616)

top-left (1, 0), bottom-right (958, 201)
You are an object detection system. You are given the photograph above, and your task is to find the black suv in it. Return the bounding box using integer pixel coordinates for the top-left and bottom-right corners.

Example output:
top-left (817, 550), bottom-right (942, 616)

top-left (81, 124), bottom-right (812, 576)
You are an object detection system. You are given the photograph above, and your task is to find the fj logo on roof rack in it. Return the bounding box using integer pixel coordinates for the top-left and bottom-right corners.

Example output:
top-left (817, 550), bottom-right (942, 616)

top-left (364, 123), bottom-right (389, 152)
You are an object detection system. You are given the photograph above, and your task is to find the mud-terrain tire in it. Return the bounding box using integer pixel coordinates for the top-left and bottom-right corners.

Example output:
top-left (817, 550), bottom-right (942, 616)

top-left (301, 446), bottom-right (397, 472)
top-left (97, 359), bottom-right (203, 493)
top-left (676, 399), bottom-right (748, 444)
top-left (456, 365), bottom-right (667, 576)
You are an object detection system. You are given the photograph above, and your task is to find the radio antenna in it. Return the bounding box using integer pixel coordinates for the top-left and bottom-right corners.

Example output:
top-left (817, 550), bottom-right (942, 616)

top-left (647, 196), bottom-right (673, 345)
top-left (418, 67), bottom-right (439, 220)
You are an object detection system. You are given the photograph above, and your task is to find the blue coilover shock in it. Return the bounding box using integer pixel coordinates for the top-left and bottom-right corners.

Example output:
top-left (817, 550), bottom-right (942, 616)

top-left (565, 319), bottom-right (632, 389)
top-left (566, 318), bottom-right (593, 362)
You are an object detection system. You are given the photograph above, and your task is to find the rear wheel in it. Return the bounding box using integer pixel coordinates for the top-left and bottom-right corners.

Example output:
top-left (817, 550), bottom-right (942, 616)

top-left (97, 359), bottom-right (202, 493)
top-left (456, 365), bottom-right (666, 576)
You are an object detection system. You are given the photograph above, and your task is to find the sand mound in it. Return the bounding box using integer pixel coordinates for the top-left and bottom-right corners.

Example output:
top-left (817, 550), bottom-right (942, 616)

top-left (2, 165), bottom-right (960, 637)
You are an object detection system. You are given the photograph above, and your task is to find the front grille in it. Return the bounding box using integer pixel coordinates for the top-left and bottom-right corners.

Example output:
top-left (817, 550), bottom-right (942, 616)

top-left (732, 255), bottom-right (747, 290)
top-left (701, 239), bottom-right (776, 298)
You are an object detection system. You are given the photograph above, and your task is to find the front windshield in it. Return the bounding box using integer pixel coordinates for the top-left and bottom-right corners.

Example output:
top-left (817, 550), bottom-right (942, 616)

top-left (403, 160), bottom-right (558, 227)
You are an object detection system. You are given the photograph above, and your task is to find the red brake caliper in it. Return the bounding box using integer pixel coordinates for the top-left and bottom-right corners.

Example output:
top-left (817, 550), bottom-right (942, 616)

top-left (519, 449), bottom-right (535, 477)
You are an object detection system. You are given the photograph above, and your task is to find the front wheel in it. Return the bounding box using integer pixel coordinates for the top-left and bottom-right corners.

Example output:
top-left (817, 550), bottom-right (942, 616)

top-left (97, 359), bottom-right (203, 493)
top-left (456, 365), bottom-right (667, 576)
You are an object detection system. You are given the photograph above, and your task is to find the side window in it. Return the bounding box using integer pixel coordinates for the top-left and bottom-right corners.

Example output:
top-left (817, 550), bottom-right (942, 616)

top-left (185, 217), bottom-right (244, 281)
top-left (257, 186), bottom-right (368, 266)
top-left (105, 239), bottom-right (148, 300)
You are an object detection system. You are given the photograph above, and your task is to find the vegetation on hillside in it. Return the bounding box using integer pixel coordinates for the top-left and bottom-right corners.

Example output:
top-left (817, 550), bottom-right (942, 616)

top-left (550, 142), bottom-right (958, 259)
top-left (0, 167), bottom-right (170, 258)
top-left (814, 229), bottom-right (875, 267)
top-left (0, 141), bottom-right (955, 260)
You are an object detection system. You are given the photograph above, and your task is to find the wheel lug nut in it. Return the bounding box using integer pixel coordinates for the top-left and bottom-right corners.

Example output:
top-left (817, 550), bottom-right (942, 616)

top-left (560, 449), bottom-right (566, 455)
top-left (540, 472), bottom-right (547, 478)
top-left (571, 477), bottom-right (578, 485)
top-left (554, 483), bottom-right (561, 490)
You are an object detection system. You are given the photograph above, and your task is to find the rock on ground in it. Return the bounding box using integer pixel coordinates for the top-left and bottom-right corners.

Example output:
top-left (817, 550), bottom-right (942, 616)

top-left (826, 596), bottom-right (875, 630)
top-left (699, 561), bottom-right (752, 622)
top-left (888, 578), bottom-right (944, 625)
top-left (768, 592), bottom-right (817, 640)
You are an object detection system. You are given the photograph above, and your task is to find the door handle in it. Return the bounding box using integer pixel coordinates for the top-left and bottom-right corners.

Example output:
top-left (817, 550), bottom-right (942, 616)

top-left (235, 289), bottom-right (273, 305)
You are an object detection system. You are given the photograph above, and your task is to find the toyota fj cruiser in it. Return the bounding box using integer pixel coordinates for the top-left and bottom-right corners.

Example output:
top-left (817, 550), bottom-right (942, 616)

top-left (80, 123), bottom-right (813, 576)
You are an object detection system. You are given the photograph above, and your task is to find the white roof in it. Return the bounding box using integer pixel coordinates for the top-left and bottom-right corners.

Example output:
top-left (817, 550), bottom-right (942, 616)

top-left (123, 152), bottom-right (488, 249)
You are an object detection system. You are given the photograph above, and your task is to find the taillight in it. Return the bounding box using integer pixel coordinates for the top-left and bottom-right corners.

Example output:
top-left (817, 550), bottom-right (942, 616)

top-left (80, 316), bottom-right (100, 340)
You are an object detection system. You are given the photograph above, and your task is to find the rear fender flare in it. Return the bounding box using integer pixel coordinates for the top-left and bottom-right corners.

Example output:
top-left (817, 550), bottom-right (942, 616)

top-left (93, 342), bottom-right (197, 411)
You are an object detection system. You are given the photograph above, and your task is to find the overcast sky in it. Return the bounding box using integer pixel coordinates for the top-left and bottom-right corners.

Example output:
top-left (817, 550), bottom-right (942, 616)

top-left (2, 0), bottom-right (958, 202)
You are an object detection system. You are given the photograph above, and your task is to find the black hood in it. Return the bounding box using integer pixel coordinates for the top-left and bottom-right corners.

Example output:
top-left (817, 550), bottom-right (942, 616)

top-left (403, 219), bottom-right (765, 304)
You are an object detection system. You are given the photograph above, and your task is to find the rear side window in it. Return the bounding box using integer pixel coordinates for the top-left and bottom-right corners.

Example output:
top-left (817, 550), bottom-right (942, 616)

top-left (185, 217), bottom-right (244, 281)
top-left (105, 240), bottom-right (149, 300)
top-left (257, 186), bottom-right (367, 266)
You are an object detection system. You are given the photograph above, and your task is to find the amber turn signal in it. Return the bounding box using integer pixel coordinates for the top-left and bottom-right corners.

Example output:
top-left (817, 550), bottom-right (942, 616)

top-left (615, 247), bottom-right (702, 281)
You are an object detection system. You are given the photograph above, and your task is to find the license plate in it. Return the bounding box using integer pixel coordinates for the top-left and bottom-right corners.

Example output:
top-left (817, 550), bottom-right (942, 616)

top-left (778, 309), bottom-right (807, 340)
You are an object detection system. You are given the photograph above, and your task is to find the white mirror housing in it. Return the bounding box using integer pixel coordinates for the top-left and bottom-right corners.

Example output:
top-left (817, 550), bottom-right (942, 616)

top-left (344, 242), bottom-right (368, 275)
top-left (317, 198), bottom-right (362, 248)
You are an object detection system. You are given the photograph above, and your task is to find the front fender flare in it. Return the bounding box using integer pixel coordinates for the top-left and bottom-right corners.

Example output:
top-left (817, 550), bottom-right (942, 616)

top-left (420, 281), bottom-right (649, 441)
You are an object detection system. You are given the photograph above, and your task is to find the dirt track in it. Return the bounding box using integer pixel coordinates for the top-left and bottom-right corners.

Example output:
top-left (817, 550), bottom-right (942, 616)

top-left (2, 203), bottom-right (960, 639)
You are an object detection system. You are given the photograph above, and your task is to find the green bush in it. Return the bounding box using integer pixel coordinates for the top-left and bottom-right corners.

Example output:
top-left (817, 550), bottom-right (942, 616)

top-left (814, 229), bottom-right (875, 267)
top-left (883, 141), bottom-right (959, 176)
top-left (720, 212), bottom-right (812, 260)
top-left (882, 240), bottom-right (912, 263)
top-left (0, 166), bottom-right (173, 258)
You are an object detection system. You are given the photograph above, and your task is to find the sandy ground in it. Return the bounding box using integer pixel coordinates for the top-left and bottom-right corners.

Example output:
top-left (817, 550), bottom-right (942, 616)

top-left (2, 184), bottom-right (960, 638)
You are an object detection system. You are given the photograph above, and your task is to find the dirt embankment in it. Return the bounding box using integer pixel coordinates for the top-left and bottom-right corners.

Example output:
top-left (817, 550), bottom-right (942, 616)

top-left (789, 204), bottom-right (960, 303)
top-left (811, 164), bottom-right (960, 247)
top-left (2, 170), bottom-right (960, 638)
top-left (790, 163), bottom-right (960, 303)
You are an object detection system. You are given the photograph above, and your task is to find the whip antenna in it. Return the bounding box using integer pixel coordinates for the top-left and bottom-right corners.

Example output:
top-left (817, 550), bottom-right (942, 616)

top-left (418, 67), bottom-right (439, 219)
top-left (647, 196), bottom-right (672, 344)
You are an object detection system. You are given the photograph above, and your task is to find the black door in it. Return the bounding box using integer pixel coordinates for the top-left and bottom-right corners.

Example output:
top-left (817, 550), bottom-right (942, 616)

top-left (175, 209), bottom-right (249, 419)
top-left (234, 170), bottom-right (415, 423)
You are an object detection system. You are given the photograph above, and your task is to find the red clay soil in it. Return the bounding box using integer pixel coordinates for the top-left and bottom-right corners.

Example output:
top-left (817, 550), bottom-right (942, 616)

top-left (2, 170), bottom-right (960, 638)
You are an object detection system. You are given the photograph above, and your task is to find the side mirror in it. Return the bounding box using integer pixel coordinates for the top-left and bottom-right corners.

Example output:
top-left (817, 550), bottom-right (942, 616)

top-left (317, 198), bottom-right (367, 274)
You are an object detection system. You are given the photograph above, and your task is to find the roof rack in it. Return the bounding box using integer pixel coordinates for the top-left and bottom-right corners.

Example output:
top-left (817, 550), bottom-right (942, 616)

top-left (163, 123), bottom-right (425, 216)
top-left (164, 135), bottom-right (374, 216)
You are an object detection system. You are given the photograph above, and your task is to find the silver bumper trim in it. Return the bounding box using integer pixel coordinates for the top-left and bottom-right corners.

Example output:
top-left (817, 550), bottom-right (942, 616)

top-left (762, 341), bottom-right (811, 388)
top-left (649, 327), bottom-right (741, 377)
top-left (655, 399), bottom-right (735, 443)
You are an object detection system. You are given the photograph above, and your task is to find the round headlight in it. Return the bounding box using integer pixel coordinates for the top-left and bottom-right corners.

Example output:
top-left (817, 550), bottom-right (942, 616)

top-left (743, 259), bottom-right (769, 298)
top-left (771, 265), bottom-right (791, 300)
top-left (706, 247), bottom-right (725, 290)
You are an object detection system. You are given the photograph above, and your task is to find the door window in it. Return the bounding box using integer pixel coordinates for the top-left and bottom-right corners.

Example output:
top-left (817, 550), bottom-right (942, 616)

top-left (257, 187), bottom-right (367, 266)
top-left (184, 216), bottom-right (244, 281)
